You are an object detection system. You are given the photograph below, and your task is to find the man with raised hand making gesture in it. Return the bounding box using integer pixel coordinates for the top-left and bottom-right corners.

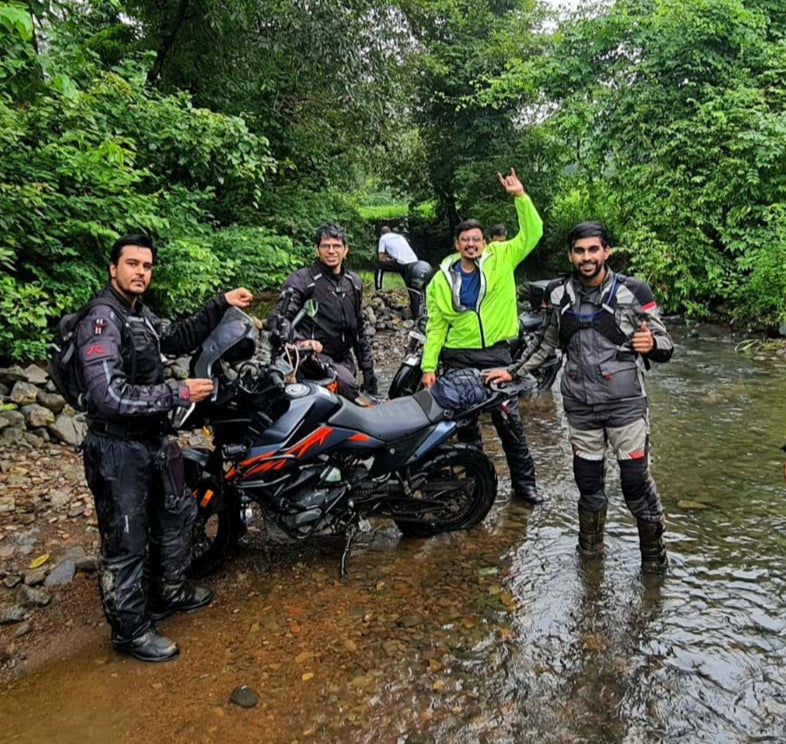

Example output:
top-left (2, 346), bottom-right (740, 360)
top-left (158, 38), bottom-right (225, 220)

top-left (421, 169), bottom-right (544, 504)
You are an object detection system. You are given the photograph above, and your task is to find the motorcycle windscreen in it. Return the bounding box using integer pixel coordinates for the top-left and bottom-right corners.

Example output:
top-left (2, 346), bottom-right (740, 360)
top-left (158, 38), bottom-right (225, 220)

top-left (192, 307), bottom-right (258, 379)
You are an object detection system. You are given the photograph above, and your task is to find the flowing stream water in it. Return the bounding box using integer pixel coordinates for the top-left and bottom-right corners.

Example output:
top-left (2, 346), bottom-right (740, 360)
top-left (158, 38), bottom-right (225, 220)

top-left (1, 324), bottom-right (785, 743)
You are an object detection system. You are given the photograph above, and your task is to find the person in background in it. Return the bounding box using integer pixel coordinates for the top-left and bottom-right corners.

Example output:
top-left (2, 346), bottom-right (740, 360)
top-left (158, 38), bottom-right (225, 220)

top-left (375, 226), bottom-right (427, 318)
top-left (488, 224), bottom-right (508, 242)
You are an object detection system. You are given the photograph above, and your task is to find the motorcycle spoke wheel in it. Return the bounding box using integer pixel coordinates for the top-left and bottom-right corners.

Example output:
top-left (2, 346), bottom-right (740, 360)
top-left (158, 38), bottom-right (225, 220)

top-left (394, 445), bottom-right (497, 538)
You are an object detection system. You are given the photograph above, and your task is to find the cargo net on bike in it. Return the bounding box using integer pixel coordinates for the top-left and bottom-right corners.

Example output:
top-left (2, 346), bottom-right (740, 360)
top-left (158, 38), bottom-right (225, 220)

top-left (431, 368), bottom-right (491, 412)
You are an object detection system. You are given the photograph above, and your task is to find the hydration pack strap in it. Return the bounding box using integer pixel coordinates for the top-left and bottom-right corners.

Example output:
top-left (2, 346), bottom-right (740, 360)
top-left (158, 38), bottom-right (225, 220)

top-left (558, 274), bottom-right (628, 349)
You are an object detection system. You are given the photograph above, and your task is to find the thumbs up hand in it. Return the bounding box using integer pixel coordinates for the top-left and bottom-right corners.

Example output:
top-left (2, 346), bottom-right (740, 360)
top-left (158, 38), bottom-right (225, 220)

top-left (632, 320), bottom-right (654, 355)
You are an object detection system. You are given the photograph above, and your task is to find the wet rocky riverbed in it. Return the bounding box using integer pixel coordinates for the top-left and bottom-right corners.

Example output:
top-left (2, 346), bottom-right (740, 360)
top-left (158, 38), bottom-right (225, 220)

top-left (1, 324), bottom-right (786, 743)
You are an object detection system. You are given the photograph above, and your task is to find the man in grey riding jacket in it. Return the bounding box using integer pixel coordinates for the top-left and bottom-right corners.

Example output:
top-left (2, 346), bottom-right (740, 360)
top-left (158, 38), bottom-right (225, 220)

top-left (485, 221), bottom-right (673, 571)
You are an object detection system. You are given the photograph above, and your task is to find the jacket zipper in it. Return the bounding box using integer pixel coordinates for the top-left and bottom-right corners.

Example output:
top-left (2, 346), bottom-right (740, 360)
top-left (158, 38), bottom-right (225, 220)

top-left (476, 311), bottom-right (486, 348)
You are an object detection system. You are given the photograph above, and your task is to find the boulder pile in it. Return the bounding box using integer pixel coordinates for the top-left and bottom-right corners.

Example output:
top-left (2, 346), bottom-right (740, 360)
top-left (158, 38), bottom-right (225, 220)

top-left (0, 358), bottom-right (191, 449)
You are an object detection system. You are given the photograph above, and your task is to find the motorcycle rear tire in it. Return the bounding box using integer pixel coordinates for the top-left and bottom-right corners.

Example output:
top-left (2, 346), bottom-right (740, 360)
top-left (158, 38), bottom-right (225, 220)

top-left (388, 362), bottom-right (422, 399)
top-left (395, 444), bottom-right (497, 538)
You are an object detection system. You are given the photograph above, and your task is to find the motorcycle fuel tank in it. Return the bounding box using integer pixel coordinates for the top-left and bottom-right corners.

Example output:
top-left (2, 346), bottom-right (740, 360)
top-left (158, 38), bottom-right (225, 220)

top-left (257, 384), bottom-right (341, 445)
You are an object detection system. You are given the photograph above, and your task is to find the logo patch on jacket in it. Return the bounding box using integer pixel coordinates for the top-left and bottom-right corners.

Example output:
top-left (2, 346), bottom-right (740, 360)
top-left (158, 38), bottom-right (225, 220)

top-left (85, 344), bottom-right (107, 357)
top-left (93, 318), bottom-right (107, 335)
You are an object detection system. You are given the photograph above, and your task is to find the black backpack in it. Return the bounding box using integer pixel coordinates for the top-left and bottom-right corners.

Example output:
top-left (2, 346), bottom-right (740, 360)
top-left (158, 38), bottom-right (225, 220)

top-left (48, 298), bottom-right (127, 411)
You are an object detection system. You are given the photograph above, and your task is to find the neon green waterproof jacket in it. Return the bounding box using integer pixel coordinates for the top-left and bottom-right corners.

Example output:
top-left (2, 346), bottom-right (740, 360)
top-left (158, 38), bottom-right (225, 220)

top-left (422, 195), bottom-right (543, 373)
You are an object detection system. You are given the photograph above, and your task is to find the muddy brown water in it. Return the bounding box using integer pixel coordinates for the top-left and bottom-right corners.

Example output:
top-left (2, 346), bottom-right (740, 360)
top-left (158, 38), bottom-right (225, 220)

top-left (2, 325), bottom-right (786, 743)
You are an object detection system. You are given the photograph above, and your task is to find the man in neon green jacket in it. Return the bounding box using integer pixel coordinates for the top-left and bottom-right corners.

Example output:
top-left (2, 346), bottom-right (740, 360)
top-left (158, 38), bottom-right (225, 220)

top-left (421, 169), bottom-right (544, 503)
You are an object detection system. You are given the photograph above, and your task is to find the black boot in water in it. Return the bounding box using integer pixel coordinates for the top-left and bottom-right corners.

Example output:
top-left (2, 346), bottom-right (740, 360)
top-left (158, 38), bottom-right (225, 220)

top-left (577, 507), bottom-right (606, 557)
top-left (637, 518), bottom-right (668, 573)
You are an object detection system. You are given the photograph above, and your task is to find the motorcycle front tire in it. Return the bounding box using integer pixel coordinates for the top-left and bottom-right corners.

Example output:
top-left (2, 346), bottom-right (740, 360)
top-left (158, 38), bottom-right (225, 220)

top-left (189, 489), bottom-right (240, 577)
top-left (395, 444), bottom-right (498, 538)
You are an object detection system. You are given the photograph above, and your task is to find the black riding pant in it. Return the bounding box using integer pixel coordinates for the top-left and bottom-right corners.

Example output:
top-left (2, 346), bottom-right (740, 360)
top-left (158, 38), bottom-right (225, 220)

top-left (375, 262), bottom-right (420, 317)
top-left (443, 349), bottom-right (537, 493)
top-left (83, 433), bottom-right (196, 642)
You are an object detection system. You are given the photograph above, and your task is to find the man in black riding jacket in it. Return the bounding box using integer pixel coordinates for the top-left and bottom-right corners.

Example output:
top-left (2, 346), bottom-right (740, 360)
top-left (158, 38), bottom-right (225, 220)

top-left (486, 221), bottom-right (673, 572)
top-left (78, 234), bottom-right (253, 662)
top-left (268, 224), bottom-right (377, 399)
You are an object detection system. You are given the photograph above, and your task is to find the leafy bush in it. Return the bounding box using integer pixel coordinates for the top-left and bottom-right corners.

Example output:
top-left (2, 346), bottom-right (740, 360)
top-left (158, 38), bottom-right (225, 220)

top-left (211, 227), bottom-right (306, 291)
top-left (357, 204), bottom-right (409, 221)
top-left (0, 4), bottom-right (276, 360)
top-left (0, 276), bottom-right (58, 360)
top-left (249, 187), bottom-right (376, 270)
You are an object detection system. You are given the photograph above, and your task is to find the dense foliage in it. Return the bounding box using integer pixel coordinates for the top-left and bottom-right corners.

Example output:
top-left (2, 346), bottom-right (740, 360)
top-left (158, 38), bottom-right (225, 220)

top-left (1, 0), bottom-right (785, 361)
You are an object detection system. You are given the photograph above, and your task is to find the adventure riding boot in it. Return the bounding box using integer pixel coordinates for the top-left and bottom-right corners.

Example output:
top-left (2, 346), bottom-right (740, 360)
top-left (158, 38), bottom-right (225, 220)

top-left (149, 581), bottom-right (214, 621)
top-left (577, 506), bottom-right (607, 557)
top-left (637, 517), bottom-right (668, 573)
top-left (112, 627), bottom-right (179, 663)
top-left (513, 484), bottom-right (543, 505)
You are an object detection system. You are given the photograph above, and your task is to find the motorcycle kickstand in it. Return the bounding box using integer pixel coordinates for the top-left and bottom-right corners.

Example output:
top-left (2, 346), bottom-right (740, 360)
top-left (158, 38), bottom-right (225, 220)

top-left (339, 521), bottom-right (359, 584)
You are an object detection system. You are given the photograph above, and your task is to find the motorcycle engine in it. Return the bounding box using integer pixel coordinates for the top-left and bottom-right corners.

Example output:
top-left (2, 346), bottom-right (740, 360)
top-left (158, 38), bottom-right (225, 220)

top-left (280, 484), bottom-right (345, 537)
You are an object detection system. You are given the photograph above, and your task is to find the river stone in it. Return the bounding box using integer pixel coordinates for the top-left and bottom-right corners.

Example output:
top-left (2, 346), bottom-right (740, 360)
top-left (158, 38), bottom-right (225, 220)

top-left (75, 555), bottom-right (98, 573)
top-left (44, 559), bottom-right (76, 587)
top-left (63, 546), bottom-right (86, 562)
top-left (10, 381), bottom-right (38, 406)
top-left (0, 382), bottom-right (8, 397)
top-left (50, 491), bottom-right (71, 509)
top-left (229, 685), bottom-right (259, 708)
top-left (23, 432), bottom-right (45, 448)
top-left (0, 417), bottom-right (9, 431)
top-left (0, 365), bottom-right (27, 383)
top-left (0, 409), bottom-right (24, 426)
top-left (22, 404), bottom-right (55, 429)
top-left (48, 414), bottom-right (86, 446)
top-left (0, 427), bottom-right (25, 446)
top-left (3, 575), bottom-right (21, 589)
top-left (23, 364), bottom-right (48, 386)
top-left (24, 567), bottom-right (47, 586)
top-left (0, 496), bottom-right (15, 514)
top-left (12, 621), bottom-right (32, 638)
top-left (17, 584), bottom-right (51, 608)
top-left (36, 390), bottom-right (66, 414)
top-left (0, 605), bottom-right (27, 625)
top-left (31, 427), bottom-right (51, 443)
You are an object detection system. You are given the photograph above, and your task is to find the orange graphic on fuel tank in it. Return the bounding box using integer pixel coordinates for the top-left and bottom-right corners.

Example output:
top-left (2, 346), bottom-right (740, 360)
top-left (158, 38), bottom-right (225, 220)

top-left (287, 426), bottom-right (334, 459)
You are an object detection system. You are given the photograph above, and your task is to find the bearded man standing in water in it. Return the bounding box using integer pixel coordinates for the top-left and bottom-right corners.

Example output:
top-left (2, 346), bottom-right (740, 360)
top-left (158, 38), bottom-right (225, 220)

top-left (485, 222), bottom-right (673, 571)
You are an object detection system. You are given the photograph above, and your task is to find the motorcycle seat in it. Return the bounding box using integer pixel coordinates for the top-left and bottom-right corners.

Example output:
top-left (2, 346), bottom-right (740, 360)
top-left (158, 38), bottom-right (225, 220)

top-left (329, 389), bottom-right (446, 442)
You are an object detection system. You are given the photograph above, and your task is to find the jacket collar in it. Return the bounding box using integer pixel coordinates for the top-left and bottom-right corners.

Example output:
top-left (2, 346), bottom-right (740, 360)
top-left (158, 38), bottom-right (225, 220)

top-left (103, 283), bottom-right (144, 314)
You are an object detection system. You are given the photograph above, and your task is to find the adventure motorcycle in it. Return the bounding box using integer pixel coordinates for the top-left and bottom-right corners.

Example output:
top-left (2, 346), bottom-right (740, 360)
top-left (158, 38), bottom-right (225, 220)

top-left (178, 306), bottom-right (517, 577)
top-left (388, 279), bottom-right (563, 399)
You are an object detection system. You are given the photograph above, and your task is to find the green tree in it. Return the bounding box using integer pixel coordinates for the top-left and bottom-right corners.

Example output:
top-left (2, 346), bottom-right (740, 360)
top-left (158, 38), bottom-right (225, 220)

top-left (531, 0), bottom-right (786, 321)
top-left (0, 1), bottom-right (277, 359)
